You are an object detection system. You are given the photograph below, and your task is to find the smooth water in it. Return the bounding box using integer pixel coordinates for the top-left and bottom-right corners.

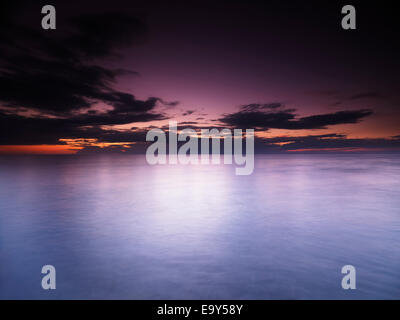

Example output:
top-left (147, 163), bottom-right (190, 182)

top-left (0, 154), bottom-right (399, 299)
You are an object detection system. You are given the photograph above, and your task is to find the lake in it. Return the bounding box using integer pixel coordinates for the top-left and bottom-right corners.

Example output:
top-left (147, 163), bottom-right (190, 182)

top-left (0, 154), bottom-right (399, 299)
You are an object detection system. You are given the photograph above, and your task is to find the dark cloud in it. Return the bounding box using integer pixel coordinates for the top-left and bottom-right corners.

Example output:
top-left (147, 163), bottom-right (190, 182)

top-left (182, 110), bottom-right (195, 116)
top-left (179, 121), bottom-right (199, 125)
top-left (262, 134), bottom-right (346, 143)
top-left (348, 92), bottom-right (385, 101)
top-left (158, 123), bottom-right (227, 132)
top-left (219, 108), bottom-right (373, 130)
top-left (259, 134), bottom-right (400, 152)
top-left (326, 91), bottom-right (384, 108)
top-left (0, 5), bottom-right (172, 145)
top-left (240, 103), bottom-right (283, 111)
top-left (76, 144), bottom-right (147, 154)
top-left (0, 111), bottom-right (159, 145)
top-left (73, 131), bottom-right (400, 154)
top-left (0, 11), bottom-right (157, 114)
top-left (66, 12), bottom-right (147, 59)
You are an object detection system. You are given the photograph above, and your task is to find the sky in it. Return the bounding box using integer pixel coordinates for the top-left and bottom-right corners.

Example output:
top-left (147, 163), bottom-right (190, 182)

top-left (0, 0), bottom-right (399, 154)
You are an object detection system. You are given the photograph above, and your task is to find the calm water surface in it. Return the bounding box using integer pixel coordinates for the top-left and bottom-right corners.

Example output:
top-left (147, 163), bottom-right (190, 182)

top-left (0, 154), bottom-right (399, 299)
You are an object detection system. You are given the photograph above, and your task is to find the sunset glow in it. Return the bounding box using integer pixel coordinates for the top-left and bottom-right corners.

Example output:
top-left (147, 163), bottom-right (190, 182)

top-left (0, 145), bottom-right (79, 155)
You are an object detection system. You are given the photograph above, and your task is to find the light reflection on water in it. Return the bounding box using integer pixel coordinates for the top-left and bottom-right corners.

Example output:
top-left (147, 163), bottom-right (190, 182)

top-left (0, 154), bottom-right (399, 299)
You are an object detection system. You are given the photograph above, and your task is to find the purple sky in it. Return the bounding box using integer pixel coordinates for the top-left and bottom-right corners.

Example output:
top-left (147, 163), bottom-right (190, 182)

top-left (0, 1), bottom-right (399, 153)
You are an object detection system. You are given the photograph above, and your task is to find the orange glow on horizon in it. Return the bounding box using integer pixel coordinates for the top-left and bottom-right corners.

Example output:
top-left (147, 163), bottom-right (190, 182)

top-left (59, 138), bottom-right (135, 149)
top-left (0, 138), bottom-right (138, 155)
top-left (0, 145), bottom-right (80, 155)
